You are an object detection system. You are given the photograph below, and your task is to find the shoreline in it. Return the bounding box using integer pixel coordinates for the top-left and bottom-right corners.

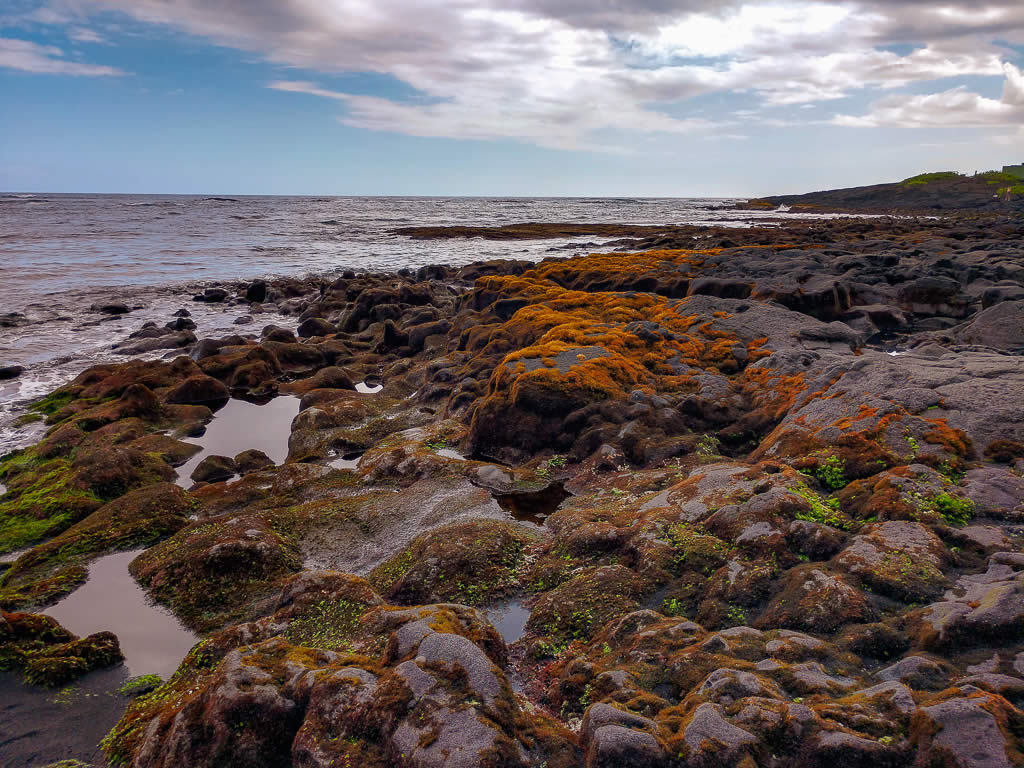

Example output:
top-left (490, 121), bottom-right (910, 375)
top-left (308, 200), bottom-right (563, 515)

top-left (1, 210), bottom-right (1023, 767)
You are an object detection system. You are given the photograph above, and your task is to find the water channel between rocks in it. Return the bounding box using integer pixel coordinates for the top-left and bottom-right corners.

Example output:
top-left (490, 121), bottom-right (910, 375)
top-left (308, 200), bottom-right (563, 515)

top-left (44, 549), bottom-right (198, 679)
top-left (174, 395), bottom-right (300, 487)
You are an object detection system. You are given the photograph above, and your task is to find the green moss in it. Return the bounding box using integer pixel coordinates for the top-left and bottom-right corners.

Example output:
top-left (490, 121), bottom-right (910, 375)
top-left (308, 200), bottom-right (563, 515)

top-left (0, 457), bottom-right (102, 554)
top-left (815, 454), bottom-right (847, 490)
top-left (790, 482), bottom-right (851, 529)
top-left (3, 483), bottom-right (195, 603)
top-left (369, 548), bottom-right (414, 593)
top-left (119, 674), bottom-right (164, 697)
top-left (29, 390), bottom-right (75, 419)
top-left (980, 171), bottom-right (1021, 185)
top-left (931, 492), bottom-right (974, 527)
top-left (285, 598), bottom-right (367, 651)
top-left (0, 564), bottom-right (88, 610)
top-left (664, 523), bottom-right (730, 575)
top-left (901, 171), bottom-right (961, 186)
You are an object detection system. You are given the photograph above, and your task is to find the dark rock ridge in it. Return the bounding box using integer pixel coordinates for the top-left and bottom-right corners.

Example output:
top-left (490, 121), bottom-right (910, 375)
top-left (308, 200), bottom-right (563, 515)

top-left (1, 212), bottom-right (1023, 767)
top-left (744, 170), bottom-right (1024, 214)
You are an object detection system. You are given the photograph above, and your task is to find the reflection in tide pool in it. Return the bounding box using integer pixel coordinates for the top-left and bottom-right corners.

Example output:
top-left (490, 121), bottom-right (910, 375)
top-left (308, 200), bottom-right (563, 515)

top-left (355, 381), bottom-right (383, 394)
top-left (494, 483), bottom-right (571, 526)
top-left (45, 549), bottom-right (197, 678)
top-left (485, 597), bottom-right (530, 644)
top-left (175, 396), bottom-right (300, 487)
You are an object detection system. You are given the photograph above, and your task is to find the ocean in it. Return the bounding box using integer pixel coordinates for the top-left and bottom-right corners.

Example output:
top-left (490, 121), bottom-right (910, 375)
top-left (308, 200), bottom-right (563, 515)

top-left (0, 193), bottom-right (807, 452)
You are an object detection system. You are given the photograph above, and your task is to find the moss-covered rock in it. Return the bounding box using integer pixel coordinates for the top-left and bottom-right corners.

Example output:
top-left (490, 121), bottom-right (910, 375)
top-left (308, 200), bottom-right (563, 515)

top-left (0, 610), bottom-right (122, 686)
top-left (1, 483), bottom-right (195, 610)
top-left (528, 565), bottom-right (644, 652)
top-left (370, 519), bottom-right (535, 606)
top-left (130, 513), bottom-right (302, 631)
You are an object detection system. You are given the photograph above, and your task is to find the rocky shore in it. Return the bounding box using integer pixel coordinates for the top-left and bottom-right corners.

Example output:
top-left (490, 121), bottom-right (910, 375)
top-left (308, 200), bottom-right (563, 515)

top-left (1, 212), bottom-right (1023, 767)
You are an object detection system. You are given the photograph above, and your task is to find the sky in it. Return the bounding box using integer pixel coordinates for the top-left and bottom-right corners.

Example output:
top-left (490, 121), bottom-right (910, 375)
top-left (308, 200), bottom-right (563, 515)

top-left (1, 0), bottom-right (1023, 196)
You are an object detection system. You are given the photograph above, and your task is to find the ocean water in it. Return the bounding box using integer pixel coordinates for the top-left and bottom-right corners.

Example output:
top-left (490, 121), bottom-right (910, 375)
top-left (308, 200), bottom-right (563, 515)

top-left (0, 193), bottom-right (814, 452)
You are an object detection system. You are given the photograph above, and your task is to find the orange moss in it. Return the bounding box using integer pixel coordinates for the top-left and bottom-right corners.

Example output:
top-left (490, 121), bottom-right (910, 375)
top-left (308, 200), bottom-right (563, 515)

top-left (923, 418), bottom-right (972, 457)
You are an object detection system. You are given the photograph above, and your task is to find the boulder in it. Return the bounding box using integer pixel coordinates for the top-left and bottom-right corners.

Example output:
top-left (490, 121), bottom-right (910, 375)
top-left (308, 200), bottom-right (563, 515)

top-left (190, 455), bottom-right (237, 484)
top-left (245, 280), bottom-right (268, 303)
top-left (912, 693), bottom-right (1021, 768)
top-left (234, 449), bottom-right (273, 475)
top-left (194, 287), bottom-right (229, 303)
top-left (297, 317), bottom-right (336, 339)
top-left (953, 300), bottom-right (1024, 350)
top-left (165, 375), bottom-right (230, 405)
top-left (0, 364), bottom-right (25, 380)
top-left (91, 301), bottom-right (131, 315)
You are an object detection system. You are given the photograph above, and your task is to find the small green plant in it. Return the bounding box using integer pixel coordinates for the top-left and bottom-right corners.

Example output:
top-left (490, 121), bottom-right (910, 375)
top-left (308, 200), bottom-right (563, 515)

top-left (662, 597), bottom-right (685, 616)
top-left (536, 638), bottom-right (570, 658)
top-left (695, 434), bottom-right (720, 458)
top-left (578, 683), bottom-right (594, 709)
top-left (724, 604), bottom-right (747, 626)
top-left (425, 437), bottom-right (449, 451)
top-left (904, 433), bottom-right (919, 456)
top-left (790, 482), bottom-right (849, 529)
top-left (815, 454), bottom-right (847, 490)
top-left (938, 460), bottom-right (965, 483)
top-left (931, 492), bottom-right (974, 526)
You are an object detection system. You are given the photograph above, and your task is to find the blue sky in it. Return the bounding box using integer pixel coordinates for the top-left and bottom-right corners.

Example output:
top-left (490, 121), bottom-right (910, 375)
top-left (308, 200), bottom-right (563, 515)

top-left (1, 1), bottom-right (1023, 196)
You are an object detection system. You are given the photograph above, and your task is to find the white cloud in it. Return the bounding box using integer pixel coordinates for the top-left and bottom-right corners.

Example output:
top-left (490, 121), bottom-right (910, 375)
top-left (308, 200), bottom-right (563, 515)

top-left (68, 27), bottom-right (105, 43)
top-left (834, 62), bottom-right (1024, 127)
top-left (24, 0), bottom-right (1024, 149)
top-left (0, 36), bottom-right (123, 74)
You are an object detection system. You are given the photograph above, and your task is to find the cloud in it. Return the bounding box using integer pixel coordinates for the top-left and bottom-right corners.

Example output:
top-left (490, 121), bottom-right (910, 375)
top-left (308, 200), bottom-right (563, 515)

top-left (269, 79), bottom-right (713, 152)
top-left (834, 62), bottom-right (1024, 127)
top-left (0, 36), bottom-right (123, 74)
top-left (68, 27), bottom-right (105, 43)
top-left (29, 0), bottom-right (1024, 149)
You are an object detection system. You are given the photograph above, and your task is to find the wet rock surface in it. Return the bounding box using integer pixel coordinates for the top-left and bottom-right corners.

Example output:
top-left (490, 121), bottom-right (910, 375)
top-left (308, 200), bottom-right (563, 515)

top-left (1, 213), bottom-right (1024, 766)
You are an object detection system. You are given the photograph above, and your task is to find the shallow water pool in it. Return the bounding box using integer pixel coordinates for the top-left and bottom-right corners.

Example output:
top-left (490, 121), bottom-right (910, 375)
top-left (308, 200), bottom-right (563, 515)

top-left (174, 395), bottom-right (300, 487)
top-left (44, 549), bottom-right (197, 679)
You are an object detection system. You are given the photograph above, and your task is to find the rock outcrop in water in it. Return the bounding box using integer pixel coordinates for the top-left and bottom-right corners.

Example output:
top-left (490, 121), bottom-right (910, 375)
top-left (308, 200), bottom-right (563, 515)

top-left (1, 213), bottom-right (1023, 767)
